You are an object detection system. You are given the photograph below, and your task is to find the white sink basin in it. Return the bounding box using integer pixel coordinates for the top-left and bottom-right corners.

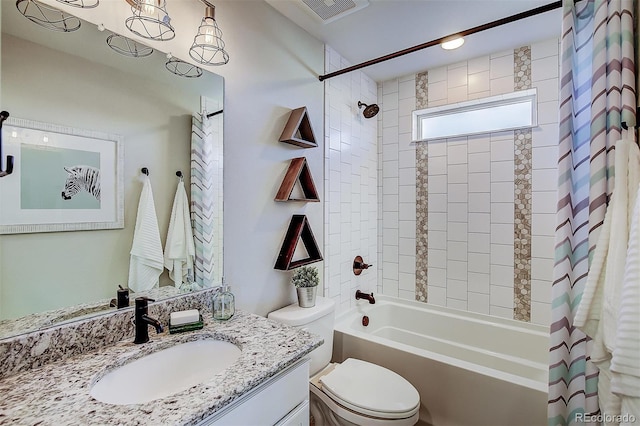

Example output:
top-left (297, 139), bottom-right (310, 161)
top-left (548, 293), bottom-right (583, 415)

top-left (90, 339), bottom-right (241, 405)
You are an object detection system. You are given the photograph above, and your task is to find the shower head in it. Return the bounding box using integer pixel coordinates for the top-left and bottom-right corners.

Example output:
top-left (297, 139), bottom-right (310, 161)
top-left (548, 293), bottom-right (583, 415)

top-left (358, 101), bottom-right (379, 119)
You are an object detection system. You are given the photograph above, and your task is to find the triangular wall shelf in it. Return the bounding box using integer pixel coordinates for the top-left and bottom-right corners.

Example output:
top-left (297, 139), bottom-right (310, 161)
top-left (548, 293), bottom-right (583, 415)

top-left (274, 215), bottom-right (323, 270)
top-left (275, 157), bottom-right (320, 202)
top-left (279, 106), bottom-right (318, 148)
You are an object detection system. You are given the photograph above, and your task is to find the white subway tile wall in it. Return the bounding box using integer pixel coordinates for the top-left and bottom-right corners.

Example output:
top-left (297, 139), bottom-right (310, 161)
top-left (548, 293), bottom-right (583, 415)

top-left (377, 39), bottom-right (559, 326)
top-left (325, 46), bottom-right (378, 314)
top-left (377, 71), bottom-right (416, 300)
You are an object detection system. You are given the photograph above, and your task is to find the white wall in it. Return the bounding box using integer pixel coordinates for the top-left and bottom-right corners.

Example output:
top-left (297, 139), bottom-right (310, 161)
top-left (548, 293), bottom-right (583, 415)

top-left (217, 2), bottom-right (324, 316)
top-left (0, 2), bottom-right (3, 320)
top-left (324, 46), bottom-right (378, 314)
top-left (3, 0), bottom-right (325, 318)
top-left (377, 75), bottom-right (418, 300)
top-left (378, 38), bottom-right (559, 326)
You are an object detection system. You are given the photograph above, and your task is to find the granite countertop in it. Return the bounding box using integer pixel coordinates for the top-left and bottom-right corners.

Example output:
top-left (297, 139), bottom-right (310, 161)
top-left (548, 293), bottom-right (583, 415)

top-left (0, 286), bottom-right (184, 340)
top-left (0, 310), bottom-right (322, 426)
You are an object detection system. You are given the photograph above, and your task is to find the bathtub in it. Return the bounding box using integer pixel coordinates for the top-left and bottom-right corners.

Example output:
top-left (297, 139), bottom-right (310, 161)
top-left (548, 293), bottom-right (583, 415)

top-left (332, 295), bottom-right (549, 426)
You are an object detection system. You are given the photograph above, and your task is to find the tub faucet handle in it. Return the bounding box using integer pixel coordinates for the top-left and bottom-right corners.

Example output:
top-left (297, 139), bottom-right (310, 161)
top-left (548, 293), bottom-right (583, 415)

top-left (353, 256), bottom-right (373, 276)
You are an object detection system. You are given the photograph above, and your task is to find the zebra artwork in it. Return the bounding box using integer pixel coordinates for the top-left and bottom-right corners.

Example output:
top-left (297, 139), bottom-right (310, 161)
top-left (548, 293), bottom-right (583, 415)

top-left (61, 165), bottom-right (101, 202)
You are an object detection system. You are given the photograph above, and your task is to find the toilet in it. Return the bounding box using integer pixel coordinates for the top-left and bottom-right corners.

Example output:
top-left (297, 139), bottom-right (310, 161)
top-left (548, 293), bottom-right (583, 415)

top-left (268, 296), bottom-right (420, 426)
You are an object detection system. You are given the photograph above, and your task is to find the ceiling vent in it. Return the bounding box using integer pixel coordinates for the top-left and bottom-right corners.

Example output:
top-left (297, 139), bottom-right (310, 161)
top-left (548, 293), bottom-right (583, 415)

top-left (299, 0), bottom-right (369, 24)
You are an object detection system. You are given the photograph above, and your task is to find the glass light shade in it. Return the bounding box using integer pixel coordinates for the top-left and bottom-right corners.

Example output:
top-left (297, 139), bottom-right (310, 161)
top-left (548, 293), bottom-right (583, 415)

top-left (125, 0), bottom-right (175, 41)
top-left (189, 15), bottom-right (229, 66)
top-left (441, 36), bottom-right (464, 50)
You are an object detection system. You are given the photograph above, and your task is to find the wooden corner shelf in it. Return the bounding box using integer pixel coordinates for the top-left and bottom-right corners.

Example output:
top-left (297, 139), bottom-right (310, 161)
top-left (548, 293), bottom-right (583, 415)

top-left (275, 157), bottom-right (320, 202)
top-left (274, 215), bottom-right (323, 270)
top-left (279, 106), bottom-right (318, 148)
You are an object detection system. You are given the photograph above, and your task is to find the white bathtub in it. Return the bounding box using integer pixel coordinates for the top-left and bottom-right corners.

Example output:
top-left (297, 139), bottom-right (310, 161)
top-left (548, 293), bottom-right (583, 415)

top-left (332, 296), bottom-right (549, 426)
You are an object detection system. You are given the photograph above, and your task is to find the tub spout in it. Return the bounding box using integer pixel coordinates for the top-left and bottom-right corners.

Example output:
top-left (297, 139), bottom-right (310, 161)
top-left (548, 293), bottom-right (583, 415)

top-left (355, 290), bottom-right (375, 304)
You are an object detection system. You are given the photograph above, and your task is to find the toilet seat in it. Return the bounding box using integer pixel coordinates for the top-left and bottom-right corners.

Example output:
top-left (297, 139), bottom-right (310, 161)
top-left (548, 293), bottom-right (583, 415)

top-left (317, 358), bottom-right (420, 420)
top-left (309, 383), bottom-right (419, 426)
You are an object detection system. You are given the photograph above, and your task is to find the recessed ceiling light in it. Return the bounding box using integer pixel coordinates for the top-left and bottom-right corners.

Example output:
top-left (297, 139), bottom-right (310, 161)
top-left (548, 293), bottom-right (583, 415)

top-left (441, 36), bottom-right (464, 50)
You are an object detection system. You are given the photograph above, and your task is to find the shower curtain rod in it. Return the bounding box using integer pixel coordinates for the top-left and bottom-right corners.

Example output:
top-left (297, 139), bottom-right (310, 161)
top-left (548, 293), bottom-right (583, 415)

top-left (318, 1), bottom-right (562, 82)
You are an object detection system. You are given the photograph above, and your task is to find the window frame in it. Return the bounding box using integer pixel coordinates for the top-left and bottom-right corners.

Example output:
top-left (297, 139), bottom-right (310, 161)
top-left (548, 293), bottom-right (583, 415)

top-left (412, 89), bottom-right (538, 142)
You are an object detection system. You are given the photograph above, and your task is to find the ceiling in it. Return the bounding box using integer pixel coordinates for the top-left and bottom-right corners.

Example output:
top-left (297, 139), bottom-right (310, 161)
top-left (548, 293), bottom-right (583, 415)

top-left (265, 0), bottom-right (563, 82)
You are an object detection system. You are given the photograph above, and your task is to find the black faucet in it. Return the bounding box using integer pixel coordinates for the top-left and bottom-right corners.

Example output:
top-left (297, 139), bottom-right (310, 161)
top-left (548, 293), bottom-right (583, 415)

top-left (355, 290), bottom-right (376, 304)
top-left (134, 297), bottom-right (163, 344)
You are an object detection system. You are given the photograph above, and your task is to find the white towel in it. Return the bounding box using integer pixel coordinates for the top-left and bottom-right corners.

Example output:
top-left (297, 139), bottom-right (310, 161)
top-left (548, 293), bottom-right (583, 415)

top-left (128, 175), bottom-right (164, 292)
top-left (610, 183), bottom-right (640, 415)
top-left (575, 138), bottom-right (640, 417)
top-left (575, 139), bottom-right (640, 342)
top-left (164, 180), bottom-right (195, 287)
top-left (601, 140), bottom-right (640, 352)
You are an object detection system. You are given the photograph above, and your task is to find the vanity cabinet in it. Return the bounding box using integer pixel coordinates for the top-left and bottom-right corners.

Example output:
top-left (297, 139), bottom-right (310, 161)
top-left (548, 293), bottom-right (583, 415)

top-left (199, 359), bottom-right (310, 426)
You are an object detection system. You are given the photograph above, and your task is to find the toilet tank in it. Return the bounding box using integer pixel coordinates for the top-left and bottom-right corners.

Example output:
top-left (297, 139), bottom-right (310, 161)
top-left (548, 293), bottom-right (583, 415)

top-left (268, 296), bottom-right (335, 376)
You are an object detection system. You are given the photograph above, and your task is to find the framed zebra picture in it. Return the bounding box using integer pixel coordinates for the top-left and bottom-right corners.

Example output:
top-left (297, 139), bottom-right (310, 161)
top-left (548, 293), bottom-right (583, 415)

top-left (0, 117), bottom-right (124, 234)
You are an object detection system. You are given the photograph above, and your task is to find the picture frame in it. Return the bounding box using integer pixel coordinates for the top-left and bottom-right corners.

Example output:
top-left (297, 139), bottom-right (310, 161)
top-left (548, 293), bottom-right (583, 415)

top-left (0, 117), bottom-right (124, 234)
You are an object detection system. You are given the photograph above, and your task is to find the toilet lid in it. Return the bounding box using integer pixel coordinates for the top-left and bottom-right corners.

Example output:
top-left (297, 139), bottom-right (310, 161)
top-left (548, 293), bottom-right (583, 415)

top-left (319, 358), bottom-right (420, 419)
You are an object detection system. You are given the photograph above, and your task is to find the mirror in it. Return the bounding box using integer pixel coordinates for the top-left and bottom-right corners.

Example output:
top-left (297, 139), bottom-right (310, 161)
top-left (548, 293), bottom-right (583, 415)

top-left (0, 2), bottom-right (224, 338)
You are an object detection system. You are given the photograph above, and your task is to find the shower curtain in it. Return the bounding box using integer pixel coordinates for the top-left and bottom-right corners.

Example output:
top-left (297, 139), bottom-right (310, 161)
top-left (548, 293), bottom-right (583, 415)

top-left (191, 112), bottom-right (218, 288)
top-left (548, 1), bottom-right (636, 425)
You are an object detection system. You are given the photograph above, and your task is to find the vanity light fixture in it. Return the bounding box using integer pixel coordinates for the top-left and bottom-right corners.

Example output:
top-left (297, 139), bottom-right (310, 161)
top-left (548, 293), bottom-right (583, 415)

top-left (188, 1), bottom-right (229, 66)
top-left (16, 0), bottom-right (81, 32)
top-left (165, 54), bottom-right (203, 78)
top-left (125, 0), bottom-right (175, 41)
top-left (107, 34), bottom-right (155, 58)
top-left (55, 0), bottom-right (99, 8)
top-left (441, 36), bottom-right (464, 50)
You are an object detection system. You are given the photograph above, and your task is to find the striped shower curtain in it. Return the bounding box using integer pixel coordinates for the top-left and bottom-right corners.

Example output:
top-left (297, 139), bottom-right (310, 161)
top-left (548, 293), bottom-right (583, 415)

top-left (191, 113), bottom-right (218, 288)
top-left (548, 1), bottom-right (636, 425)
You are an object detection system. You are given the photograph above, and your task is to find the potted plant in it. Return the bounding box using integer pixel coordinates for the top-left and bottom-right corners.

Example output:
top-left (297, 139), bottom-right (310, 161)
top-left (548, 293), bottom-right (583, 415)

top-left (292, 265), bottom-right (319, 308)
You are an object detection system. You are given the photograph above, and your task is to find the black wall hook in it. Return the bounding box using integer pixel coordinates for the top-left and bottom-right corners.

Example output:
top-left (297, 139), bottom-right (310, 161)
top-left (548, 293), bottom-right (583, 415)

top-left (206, 109), bottom-right (223, 118)
top-left (0, 111), bottom-right (14, 178)
top-left (176, 170), bottom-right (183, 178)
top-left (141, 167), bottom-right (149, 176)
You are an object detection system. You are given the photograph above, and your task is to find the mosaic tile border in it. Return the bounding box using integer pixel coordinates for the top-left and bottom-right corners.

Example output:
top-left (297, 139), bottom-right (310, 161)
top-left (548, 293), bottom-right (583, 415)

top-left (416, 71), bottom-right (429, 110)
top-left (415, 71), bottom-right (428, 302)
top-left (513, 45), bottom-right (532, 322)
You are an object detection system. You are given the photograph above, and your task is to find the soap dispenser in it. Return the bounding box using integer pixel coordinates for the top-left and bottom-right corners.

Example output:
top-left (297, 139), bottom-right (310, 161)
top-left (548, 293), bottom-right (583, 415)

top-left (180, 269), bottom-right (196, 293)
top-left (213, 278), bottom-right (235, 320)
